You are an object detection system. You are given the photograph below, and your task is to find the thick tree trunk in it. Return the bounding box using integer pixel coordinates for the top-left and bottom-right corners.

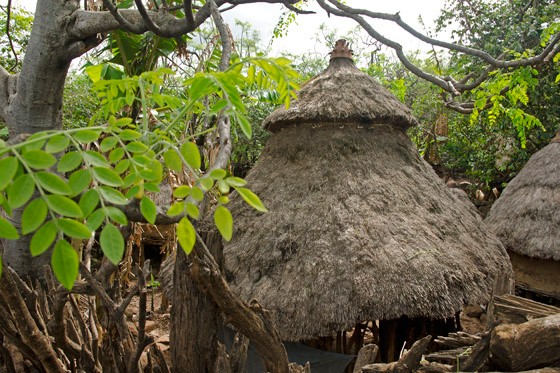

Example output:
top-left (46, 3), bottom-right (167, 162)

top-left (1, 0), bottom-right (82, 279)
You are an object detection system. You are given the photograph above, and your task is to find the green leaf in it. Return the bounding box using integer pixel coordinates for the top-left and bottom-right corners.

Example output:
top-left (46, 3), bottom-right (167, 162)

top-left (57, 151), bottom-right (83, 173)
top-left (104, 206), bottom-right (128, 225)
top-left (173, 186), bottom-right (191, 199)
top-left (21, 198), bottom-right (48, 235)
top-left (74, 129), bottom-right (102, 144)
top-left (0, 217), bottom-right (19, 239)
top-left (217, 180), bottom-right (230, 194)
top-left (100, 223), bottom-right (124, 265)
top-left (144, 182), bottom-right (160, 193)
top-left (45, 195), bottom-right (84, 218)
top-left (79, 189), bottom-right (100, 217)
top-left (45, 135), bottom-right (70, 154)
top-left (164, 149), bottom-right (183, 172)
top-left (23, 133), bottom-right (47, 151)
top-left (209, 169), bottom-right (227, 180)
top-left (109, 147), bottom-right (125, 164)
top-left (225, 176), bottom-right (247, 187)
top-left (86, 208), bottom-right (105, 231)
top-left (83, 151), bottom-right (110, 167)
top-left (114, 159), bottom-right (131, 174)
top-left (181, 142), bottom-right (201, 170)
top-left (68, 169), bottom-right (92, 197)
top-left (100, 136), bottom-right (119, 152)
top-left (235, 187), bottom-right (268, 212)
top-left (36, 172), bottom-right (72, 195)
top-left (0, 157), bottom-right (19, 191)
top-left (190, 186), bottom-right (204, 201)
top-left (123, 172), bottom-right (140, 187)
top-left (21, 150), bottom-right (57, 170)
top-left (98, 186), bottom-right (128, 205)
top-left (57, 218), bottom-right (92, 239)
top-left (214, 205), bottom-right (233, 241)
top-left (30, 221), bottom-right (57, 256)
top-left (119, 129), bottom-right (142, 141)
top-left (177, 217), bottom-right (196, 255)
top-left (51, 240), bottom-right (79, 290)
top-left (186, 202), bottom-right (199, 219)
top-left (139, 160), bottom-right (162, 182)
top-left (198, 178), bottom-right (214, 192)
top-left (92, 167), bottom-right (124, 187)
top-left (126, 142), bottom-right (149, 154)
top-left (167, 202), bottom-right (184, 217)
top-left (8, 174), bottom-right (35, 209)
top-left (236, 113), bottom-right (252, 139)
top-left (140, 196), bottom-right (157, 224)
top-left (209, 99), bottom-right (228, 114)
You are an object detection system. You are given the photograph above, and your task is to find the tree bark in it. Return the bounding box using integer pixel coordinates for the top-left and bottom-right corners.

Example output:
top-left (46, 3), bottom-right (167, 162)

top-left (170, 240), bottom-right (221, 371)
top-left (1, 0), bottom-right (95, 279)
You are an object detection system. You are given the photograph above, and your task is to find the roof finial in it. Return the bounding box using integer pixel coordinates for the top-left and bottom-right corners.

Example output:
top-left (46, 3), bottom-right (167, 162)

top-left (330, 39), bottom-right (353, 60)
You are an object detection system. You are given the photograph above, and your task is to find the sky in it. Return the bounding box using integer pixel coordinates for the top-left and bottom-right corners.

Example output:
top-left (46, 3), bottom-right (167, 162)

top-left (8, 0), bottom-right (448, 55)
top-left (222, 0), bottom-right (447, 56)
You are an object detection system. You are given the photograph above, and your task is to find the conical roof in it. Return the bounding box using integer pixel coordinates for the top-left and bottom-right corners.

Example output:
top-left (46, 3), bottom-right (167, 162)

top-left (223, 41), bottom-right (513, 341)
top-left (264, 40), bottom-right (418, 132)
top-left (486, 132), bottom-right (560, 261)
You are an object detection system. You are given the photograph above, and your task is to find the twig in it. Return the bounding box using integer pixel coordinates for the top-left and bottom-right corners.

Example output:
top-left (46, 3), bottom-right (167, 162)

top-left (3, 0), bottom-right (19, 71)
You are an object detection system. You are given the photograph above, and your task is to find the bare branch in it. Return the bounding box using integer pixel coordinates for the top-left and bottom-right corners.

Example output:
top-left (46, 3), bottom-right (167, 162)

top-left (183, 0), bottom-right (195, 26)
top-left (316, 0), bottom-right (560, 95)
top-left (133, 0), bottom-right (162, 34)
top-left (315, 0), bottom-right (457, 94)
top-left (70, 0), bottom-right (223, 39)
top-left (210, 0), bottom-right (232, 72)
top-left (102, 0), bottom-right (144, 33)
top-left (281, 1), bottom-right (315, 14)
top-left (3, 0), bottom-right (19, 71)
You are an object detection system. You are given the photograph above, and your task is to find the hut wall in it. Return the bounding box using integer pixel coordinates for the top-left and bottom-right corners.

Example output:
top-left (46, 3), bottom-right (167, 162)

top-left (508, 250), bottom-right (560, 300)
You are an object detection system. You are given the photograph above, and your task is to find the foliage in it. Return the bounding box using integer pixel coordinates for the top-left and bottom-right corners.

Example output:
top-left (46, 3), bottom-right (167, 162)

top-left (0, 55), bottom-right (299, 287)
top-left (0, 5), bottom-right (33, 71)
top-left (63, 72), bottom-right (102, 129)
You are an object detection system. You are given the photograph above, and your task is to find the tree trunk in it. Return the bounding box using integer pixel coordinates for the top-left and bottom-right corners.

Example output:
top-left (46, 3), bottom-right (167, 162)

top-left (171, 238), bottom-right (221, 371)
top-left (1, 0), bottom-right (80, 279)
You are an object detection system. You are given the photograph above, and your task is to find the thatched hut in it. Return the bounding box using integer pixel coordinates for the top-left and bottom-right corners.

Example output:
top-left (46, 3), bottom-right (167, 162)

top-left (224, 40), bottom-right (513, 362)
top-left (486, 130), bottom-right (560, 302)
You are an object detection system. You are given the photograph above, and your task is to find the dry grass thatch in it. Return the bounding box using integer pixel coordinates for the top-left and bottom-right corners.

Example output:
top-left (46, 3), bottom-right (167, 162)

top-left (263, 58), bottom-right (418, 133)
top-left (224, 123), bottom-right (513, 341)
top-left (486, 141), bottom-right (560, 261)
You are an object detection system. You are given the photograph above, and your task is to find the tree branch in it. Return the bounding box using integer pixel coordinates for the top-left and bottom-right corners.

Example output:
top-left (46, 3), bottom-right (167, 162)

top-left (189, 232), bottom-right (290, 373)
top-left (3, 0), bottom-right (19, 71)
top-left (315, 0), bottom-right (457, 94)
top-left (70, 0), bottom-right (249, 39)
top-left (316, 0), bottom-right (560, 95)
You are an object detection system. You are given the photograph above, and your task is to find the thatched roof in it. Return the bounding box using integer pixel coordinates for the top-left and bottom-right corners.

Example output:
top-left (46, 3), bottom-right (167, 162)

top-left (263, 42), bottom-right (418, 132)
top-left (486, 136), bottom-right (560, 261)
top-left (223, 41), bottom-right (513, 341)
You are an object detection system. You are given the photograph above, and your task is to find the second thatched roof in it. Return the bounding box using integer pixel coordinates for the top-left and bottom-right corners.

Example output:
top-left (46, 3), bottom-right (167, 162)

top-left (486, 135), bottom-right (560, 261)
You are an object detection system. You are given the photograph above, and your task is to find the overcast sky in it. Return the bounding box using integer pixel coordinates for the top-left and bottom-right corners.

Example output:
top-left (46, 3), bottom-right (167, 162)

top-left (223, 1), bottom-right (447, 56)
top-left (9, 0), bottom-right (447, 55)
